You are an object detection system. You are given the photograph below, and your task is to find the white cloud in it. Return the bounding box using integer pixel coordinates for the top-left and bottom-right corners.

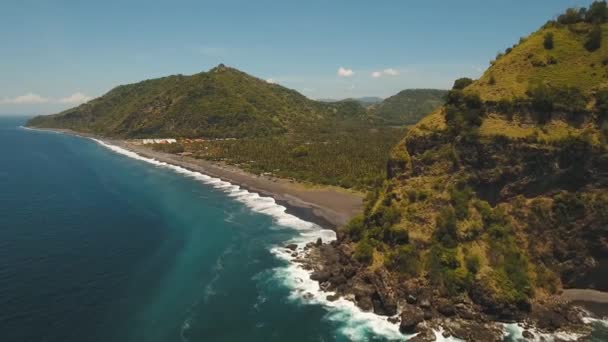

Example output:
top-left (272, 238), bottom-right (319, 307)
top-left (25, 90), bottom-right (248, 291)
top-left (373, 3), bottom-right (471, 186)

top-left (383, 68), bottom-right (399, 76)
top-left (0, 93), bottom-right (49, 104)
top-left (0, 92), bottom-right (93, 106)
top-left (266, 78), bottom-right (276, 84)
top-left (337, 67), bottom-right (354, 77)
top-left (59, 92), bottom-right (93, 104)
top-left (371, 68), bottom-right (400, 78)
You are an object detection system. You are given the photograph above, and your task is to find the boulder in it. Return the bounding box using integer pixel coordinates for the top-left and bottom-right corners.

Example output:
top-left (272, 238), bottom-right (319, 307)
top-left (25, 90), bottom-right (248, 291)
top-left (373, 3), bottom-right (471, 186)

top-left (522, 330), bottom-right (534, 339)
top-left (436, 298), bottom-right (455, 316)
top-left (399, 304), bottom-right (425, 334)
top-left (286, 243), bottom-right (298, 251)
top-left (310, 270), bottom-right (331, 282)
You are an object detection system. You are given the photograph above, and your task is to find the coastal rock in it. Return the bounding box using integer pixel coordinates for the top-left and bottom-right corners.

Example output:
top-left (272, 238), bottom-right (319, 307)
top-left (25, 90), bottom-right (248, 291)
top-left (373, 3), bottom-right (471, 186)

top-left (326, 294), bottom-right (340, 302)
top-left (315, 238), bottom-right (322, 247)
top-left (329, 274), bottom-right (347, 286)
top-left (286, 243), bottom-right (298, 251)
top-left (399, 304), bottom-right (424, 334)
top-left (310, 270), bottom-right (331, 282)
top-left (435, 298), bottom-right (455, 317)
top-left (454, 303), bottom-right (477, 320)
top-left (522, 330), bottom-right (534, 339)
top-left (368, 268), bottom-right (399, 316)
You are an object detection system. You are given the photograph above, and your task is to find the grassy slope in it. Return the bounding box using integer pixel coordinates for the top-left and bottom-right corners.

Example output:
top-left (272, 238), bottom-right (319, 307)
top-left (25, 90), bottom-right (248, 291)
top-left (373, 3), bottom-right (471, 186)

top-left (344, 17), bottom-right (608, 314)
top-left (469, 22), bottom-right (608, 101)
top-left (370, 89), bottom-right (448, 125)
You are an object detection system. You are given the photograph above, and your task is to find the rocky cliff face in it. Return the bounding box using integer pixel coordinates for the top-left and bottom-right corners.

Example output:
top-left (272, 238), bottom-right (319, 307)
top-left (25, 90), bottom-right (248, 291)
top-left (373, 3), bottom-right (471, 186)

top-left (306, 10), bottom-right (608, 335)
top-left (303, 107), bottom-right (606, 338)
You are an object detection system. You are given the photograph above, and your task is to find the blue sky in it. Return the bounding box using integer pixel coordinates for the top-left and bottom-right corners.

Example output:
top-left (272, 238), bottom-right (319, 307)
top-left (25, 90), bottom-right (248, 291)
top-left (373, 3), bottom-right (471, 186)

top-left (0, 0), bottom-right (591, 115)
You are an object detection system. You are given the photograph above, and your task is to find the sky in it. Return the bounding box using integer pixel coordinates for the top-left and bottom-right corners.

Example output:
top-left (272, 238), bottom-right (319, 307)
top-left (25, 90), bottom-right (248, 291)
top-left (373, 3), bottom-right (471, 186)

top-left (0, 0), bottom-right (593, 115)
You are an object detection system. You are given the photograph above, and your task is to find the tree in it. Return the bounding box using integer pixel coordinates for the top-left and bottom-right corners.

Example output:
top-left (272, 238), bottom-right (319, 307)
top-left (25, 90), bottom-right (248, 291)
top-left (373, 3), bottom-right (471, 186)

top-left (543, 32), bottom-right (554, 49)
top-left (585, 24), bottom-right (602, 51)
top-left (452, 78), bottom-right (474, 90)
top-left (586, 0), bottom-right (608, 23)
top-left (528, 84), bottom-right (555, 123)
top-left (557, 8), bottom-right (584, 24)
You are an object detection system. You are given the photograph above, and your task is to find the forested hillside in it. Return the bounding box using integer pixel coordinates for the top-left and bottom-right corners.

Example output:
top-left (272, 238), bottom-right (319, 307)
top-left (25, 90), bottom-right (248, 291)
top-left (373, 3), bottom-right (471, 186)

top-left (370, 89), bottom-right (447, 125)
top-left (27, 65), bottom-right (373, 138)
top-left (311, 2), bottom-right (608, 338)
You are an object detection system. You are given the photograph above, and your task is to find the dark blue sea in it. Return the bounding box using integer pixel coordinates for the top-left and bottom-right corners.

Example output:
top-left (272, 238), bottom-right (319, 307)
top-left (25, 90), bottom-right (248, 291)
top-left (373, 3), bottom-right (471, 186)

top-left (0, 117), bottom-right (606, 342)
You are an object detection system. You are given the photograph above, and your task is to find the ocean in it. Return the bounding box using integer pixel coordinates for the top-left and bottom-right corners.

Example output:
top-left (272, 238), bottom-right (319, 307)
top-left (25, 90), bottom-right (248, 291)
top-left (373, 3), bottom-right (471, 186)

top-left (0, 116), bottom-right (606, 342)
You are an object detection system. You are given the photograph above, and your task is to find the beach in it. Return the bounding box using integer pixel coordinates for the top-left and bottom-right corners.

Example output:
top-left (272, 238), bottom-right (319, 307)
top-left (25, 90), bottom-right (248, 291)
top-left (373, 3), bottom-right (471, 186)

top-left (21, 125), bottom-right (608, 340)
top-left (32, 128), bottom-right (364, 230)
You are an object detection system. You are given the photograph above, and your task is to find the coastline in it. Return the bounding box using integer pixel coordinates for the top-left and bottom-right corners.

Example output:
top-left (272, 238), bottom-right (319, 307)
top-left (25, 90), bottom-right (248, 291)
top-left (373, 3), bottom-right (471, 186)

top-left (27, 127), bottom-right (363, 231)
top-left (22, 125), bottom-right (608, 340)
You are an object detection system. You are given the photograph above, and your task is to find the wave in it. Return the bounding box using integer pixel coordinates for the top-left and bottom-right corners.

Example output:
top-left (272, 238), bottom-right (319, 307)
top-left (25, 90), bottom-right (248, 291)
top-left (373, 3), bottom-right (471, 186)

top-left (85, 138), bottom-right (419, 340)
top-left (24, 130), bottom-right (604, 341)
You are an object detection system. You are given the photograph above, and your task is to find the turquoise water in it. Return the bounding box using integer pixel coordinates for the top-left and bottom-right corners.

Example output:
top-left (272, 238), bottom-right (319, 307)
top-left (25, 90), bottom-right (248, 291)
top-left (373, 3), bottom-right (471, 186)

top-left (1, 117), bottom-right (606, 342)
top-left (0, 117), bottom-right (405, 341)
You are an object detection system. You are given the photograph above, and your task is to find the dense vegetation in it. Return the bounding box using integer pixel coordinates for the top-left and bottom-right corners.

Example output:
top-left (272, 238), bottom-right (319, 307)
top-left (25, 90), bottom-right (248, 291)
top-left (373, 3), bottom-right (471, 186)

top-left (339, 1), bottom-right (608, 322)
top-left (154, 128), bottom-right (405, 190)
top-left (28, 65), bottom-right (447, 189)
top-left (27, 65), bottom-right (376, 138)
top-left (369, 89), bottom-right (447, 125)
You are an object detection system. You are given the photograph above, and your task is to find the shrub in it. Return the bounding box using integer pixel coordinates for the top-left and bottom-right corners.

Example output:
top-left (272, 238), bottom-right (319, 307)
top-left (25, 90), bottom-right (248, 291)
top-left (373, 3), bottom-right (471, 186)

top-left (452, 78), bottom-right (474, 90)
top-left (445, 91), bottom-right (484, 134)
top-left (435, 207), bottom-right (458, 247)
top-left (527, 84), bottom-right (554, 115)
top-left (386, 245), bottom-right (420, 276)
top-left (557, 8), bottom-right (584, 25)
top-left (596, 89), bottom-right (608, 121)
top-left (450, 185), bottom-right (473, 220)
top-left (489, 74), bottom-right (496, 85)
top-left (586, 1), bottom-right (608, 23)
top-left (552, 192), bottom-right (586, 223)
top-left (384, 226), bottom-right (409, 245)
top-left (370, 204), bottom-right (401, 230)
top-left (585, 24), bottom-right (602, 51)
top-left (465, 254), bottom-right (481, 274)
top-left (527, 84), bottom-right (588, 123)
top-left (543, 32), bottom-right (554, 49)
top-left (354, 239), bottom-right (374, 264)
top-left (428, 244), bottom-right (469, 295)
top-left (346, 215), bottom-right (366, 241)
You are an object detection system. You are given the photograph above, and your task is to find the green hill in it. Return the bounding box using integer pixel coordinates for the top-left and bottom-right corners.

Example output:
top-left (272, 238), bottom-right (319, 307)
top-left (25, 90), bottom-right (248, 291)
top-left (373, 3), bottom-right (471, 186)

top-left (316, 1), bottom-right (608, 338)
top-left (27, 64), bottom-right (371, 138)
top-left (370, 89), bottom-right (447, 125)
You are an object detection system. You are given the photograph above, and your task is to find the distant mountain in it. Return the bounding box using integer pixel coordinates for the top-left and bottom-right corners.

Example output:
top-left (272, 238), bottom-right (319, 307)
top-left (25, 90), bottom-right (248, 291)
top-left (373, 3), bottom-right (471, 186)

top-left (27, 65), bottom-right (372, 138)
top-left (317, 96), bottom-right (384, 106)
top-left (353, 97), bottom-right (384, 105)
top-left (370, 89), bottom-right (448, 125)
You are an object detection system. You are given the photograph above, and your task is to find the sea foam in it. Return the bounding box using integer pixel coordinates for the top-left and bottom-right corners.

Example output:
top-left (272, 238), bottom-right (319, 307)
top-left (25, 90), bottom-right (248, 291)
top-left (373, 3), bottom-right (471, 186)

top-left (87, 138), bottom-right (421, 340)
top-left (24, 129), bottom-right (604, 341)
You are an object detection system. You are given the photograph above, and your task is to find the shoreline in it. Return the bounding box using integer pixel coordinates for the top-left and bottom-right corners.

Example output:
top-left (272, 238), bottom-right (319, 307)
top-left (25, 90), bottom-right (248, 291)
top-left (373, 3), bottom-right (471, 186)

top-left (23, 126), bottom-right (608, 340)
top-left (24, 127), bottom-right (363, 231)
